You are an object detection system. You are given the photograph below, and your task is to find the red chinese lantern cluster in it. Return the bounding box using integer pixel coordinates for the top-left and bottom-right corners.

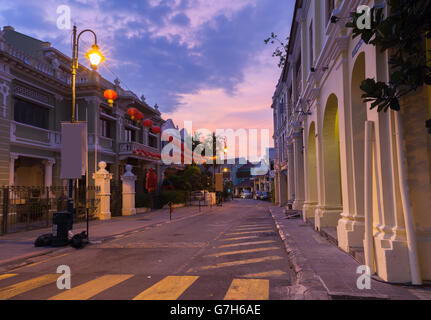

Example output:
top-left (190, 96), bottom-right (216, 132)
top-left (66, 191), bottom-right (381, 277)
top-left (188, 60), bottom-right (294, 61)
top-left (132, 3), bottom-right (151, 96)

top-left (143, 119), bottom-right (153, 128)
top-left (146, 168), bottom-right (157, 193)
top-left (135, 111), bottom-right (144, 124)
top-left (104, 89), bottom-right (118, 107)
top-left (151, 126), bottom-right (161, 134)
top-left (132, 148), bottom-right (162, 160)
top-left (127, 107), bottom-right (139, 120)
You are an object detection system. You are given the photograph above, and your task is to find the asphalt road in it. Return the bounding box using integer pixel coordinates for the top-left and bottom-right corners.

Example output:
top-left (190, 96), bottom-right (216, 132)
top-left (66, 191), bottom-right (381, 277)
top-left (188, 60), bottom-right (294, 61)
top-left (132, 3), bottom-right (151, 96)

top-left (0, 199), bottom-right (294, 300)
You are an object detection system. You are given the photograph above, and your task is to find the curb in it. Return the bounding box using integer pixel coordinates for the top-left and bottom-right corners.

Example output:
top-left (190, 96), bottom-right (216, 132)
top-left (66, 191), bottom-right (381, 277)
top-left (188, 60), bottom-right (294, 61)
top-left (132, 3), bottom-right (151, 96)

top-left (0, 206), bottom-right (219, 271)
top-left (268, 208), bottom-right (329, 300)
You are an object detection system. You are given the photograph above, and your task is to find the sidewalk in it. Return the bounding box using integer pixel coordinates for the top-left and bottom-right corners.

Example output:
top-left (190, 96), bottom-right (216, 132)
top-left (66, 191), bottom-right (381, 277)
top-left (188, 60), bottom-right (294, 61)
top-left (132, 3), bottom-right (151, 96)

top-left (0, 205), bottom-right (213, 269)
top-left (268, 206), bottom-right (431, 300)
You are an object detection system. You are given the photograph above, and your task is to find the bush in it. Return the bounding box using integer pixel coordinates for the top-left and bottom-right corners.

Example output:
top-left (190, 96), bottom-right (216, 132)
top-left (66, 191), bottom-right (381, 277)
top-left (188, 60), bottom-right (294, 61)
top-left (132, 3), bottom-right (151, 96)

top-left (161, 190), bottom-right (189, 206)
top-left (135, 193), bottom-right (153, 208)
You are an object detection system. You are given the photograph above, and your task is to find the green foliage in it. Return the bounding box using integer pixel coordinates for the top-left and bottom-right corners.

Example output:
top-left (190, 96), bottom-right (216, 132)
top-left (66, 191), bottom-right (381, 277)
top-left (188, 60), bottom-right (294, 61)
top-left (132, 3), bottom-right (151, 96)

top-left (346, 0), bottom-right (431, 112)
top-left (183, 165), bottom-right (202, 191)
top-left (166, 165), bottom-right (202, 192)
top-left (264, 32), bottom-right (290, 68)
top-left (161, 190), bottom-right (189, 206)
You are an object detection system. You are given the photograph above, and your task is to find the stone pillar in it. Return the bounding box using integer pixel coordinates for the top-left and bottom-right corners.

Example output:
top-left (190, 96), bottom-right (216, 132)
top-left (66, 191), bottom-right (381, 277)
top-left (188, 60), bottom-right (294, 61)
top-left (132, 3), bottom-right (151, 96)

top-left (279, 171), bottom-right (288, 207)
top-left (287, 143), bottom-right (295, 204)
top-left (92, 162), bottom-right (112, 220)
top-left (121, 164), bottom-right (137, 216)
top-left (9, 154), bottom-right (18, 186)
top-left (293, 131), bottom-right (305, 211)
top-left (43, 159), bottom-right (55, 188)
top-left (274, 171), bottom-right (280, 205)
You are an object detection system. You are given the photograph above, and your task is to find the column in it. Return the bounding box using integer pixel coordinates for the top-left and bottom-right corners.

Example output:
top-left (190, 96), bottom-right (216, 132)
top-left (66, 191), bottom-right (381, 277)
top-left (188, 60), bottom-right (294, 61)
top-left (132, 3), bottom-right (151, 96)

top-left (293, 130), bottom-right (305, 211)
top-left (121, 164), bottom-right (137, 216)
top-left (92, 161), bottom-right (113, 220)
top-left (279, 171), bottom-right (287, 207)
top-left (43, 159), bottom-right (55, 188)
top-left (9, 154), bottom-right (18, 186)
top-left (274, 171), bottom-right (280, 205)
top-left (287, 143), bottom-right (295, 205)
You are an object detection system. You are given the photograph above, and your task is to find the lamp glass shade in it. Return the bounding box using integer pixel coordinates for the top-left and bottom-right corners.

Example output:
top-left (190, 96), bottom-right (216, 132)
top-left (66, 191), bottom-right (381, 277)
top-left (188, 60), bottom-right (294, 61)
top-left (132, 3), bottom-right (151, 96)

top-left (85, 45), bottom-right (105, 69)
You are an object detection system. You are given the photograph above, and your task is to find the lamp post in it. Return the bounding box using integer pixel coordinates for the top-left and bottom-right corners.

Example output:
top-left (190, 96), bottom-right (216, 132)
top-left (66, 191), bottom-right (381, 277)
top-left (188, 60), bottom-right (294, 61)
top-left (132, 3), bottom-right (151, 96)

top-left (67, 26), bottom-right (105, 216)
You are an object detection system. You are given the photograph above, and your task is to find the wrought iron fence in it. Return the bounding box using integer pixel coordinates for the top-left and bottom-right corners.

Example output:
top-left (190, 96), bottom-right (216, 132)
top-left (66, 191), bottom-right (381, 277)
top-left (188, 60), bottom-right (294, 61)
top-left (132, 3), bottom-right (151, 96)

top-left (0, 185), bottom-right (100, 235)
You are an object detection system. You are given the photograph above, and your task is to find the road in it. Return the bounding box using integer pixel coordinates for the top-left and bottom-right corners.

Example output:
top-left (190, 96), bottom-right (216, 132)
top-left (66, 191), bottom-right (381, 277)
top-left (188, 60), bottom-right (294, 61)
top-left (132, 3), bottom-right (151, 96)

top-left (0, 200), bottom-right (294, 300)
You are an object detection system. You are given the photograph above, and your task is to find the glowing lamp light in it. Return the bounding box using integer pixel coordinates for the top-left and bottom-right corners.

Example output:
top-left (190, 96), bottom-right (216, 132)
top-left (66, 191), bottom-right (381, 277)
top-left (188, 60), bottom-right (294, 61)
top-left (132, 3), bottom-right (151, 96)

top-left (85, 44), bottom-right (105, 70)
top-left (104, 89), bottom-right (118, 107)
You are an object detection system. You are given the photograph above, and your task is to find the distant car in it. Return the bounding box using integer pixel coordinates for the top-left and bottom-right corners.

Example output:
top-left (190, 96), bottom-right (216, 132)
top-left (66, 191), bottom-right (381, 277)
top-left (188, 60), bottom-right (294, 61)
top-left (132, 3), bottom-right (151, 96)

top-left (259, 192), bottom-right (271, 201)
top-left (254, 191), bottom-right (262, 200)
top-left (240, 191), bottom-right (252, 199)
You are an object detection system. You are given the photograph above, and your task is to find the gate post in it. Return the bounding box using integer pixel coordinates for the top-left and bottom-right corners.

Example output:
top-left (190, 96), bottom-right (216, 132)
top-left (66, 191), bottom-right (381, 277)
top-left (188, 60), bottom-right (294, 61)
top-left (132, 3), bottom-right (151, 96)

top-left (92, 162), bottom-right (112, 220)
top-left (121, 165), bottom-right (137, 216)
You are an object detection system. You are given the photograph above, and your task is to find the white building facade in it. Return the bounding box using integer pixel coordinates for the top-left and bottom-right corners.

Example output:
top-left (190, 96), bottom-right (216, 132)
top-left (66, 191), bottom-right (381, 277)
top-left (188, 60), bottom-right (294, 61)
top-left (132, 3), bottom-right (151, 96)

top-left (272, 0), bottom-right (431, 284)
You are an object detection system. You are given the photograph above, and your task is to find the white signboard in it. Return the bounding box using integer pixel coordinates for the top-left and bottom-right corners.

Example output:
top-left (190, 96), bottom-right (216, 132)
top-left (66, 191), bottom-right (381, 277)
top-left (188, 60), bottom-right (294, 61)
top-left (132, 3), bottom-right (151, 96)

top-left (60, 122), bottom-right (88, 179)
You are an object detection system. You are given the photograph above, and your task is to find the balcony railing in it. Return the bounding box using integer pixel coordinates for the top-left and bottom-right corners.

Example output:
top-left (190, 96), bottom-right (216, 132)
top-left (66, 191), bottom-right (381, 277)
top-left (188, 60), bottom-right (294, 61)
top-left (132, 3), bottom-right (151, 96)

top-left (119, 142), bottom-right (160, 161)
top-left (10, 122), bottom-right (61, 149)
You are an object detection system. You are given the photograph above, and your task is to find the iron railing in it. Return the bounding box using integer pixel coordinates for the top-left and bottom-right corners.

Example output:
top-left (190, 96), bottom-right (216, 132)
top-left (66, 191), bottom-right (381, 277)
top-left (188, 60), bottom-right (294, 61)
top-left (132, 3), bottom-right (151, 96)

top-left (0, 185), bottom-right (100, 235)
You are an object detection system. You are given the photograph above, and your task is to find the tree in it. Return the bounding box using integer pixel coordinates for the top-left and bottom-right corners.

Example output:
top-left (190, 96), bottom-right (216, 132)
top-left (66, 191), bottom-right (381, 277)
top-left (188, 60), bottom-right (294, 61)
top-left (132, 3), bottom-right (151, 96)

top-left (346, 1), bottom-right (431, 112)
top-left (264, 32), bottom-right (290, 68)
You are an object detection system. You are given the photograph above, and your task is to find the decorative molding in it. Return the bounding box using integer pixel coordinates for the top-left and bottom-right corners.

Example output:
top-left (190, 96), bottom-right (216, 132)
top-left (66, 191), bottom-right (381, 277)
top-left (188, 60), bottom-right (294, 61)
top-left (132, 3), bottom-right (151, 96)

top-left (13, 82), bottom-right (50, 105)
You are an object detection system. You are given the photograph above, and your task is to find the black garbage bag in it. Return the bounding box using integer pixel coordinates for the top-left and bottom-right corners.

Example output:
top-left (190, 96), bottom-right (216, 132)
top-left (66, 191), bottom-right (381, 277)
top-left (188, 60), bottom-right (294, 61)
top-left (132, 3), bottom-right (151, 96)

top-left (71, 231), bottom-right (88, 249)
top-left (34, 234), bottom-right (53, 247)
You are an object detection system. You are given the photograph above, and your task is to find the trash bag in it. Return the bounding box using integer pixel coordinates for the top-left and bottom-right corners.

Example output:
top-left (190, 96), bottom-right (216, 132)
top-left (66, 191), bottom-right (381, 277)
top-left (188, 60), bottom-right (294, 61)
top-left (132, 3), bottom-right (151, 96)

top-left (34, 234), bottom-right (53, 247)
top-left (71, 231), bottom-right (88, 249)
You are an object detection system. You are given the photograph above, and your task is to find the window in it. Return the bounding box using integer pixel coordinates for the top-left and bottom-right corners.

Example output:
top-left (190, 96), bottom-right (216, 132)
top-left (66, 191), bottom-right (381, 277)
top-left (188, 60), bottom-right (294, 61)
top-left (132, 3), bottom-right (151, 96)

top-left (148, 133), bottom-right (158, 149)
top-left (14, 99), bottom-right (49, 129)
top-left (124, 128), bottom-right (136, 142)
top-left (327, 0), bottom-right (335, 23)
top-left (99, 118), bottom-right (112, 138)
top-left (309, 22), bottom-right (314, 68)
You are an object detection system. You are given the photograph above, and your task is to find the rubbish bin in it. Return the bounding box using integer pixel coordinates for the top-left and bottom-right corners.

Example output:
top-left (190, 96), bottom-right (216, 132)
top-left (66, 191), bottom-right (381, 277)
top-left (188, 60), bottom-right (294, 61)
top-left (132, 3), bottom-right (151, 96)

top-left (52, 212), bottom-right (73, 247)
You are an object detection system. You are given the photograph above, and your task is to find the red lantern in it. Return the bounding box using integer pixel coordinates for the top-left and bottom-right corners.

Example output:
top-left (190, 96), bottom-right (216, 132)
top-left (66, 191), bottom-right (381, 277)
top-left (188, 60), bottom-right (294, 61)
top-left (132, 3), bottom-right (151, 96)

top-left (127, 107), bottom-right (139, 120)
top-left (104, 89), bottom-right (118, 107)
top-left (146, 168), bottom-right (157, 193)
top-left (143, 119), bottom-right (153, 128)
top-left (168, 136), bottom-right (174, 142)
top-left (135, 111), bottom-right (144, 124)
top-left (151, 126), bottom-right (161, 134)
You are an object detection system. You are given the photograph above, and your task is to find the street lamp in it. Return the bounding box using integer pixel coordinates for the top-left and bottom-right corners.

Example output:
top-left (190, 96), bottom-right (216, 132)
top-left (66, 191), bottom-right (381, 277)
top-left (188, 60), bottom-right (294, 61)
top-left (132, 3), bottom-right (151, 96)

top-left (71, 26), bottom-right (105, 123)
top-left (68, 26), bottom-right (105, 223)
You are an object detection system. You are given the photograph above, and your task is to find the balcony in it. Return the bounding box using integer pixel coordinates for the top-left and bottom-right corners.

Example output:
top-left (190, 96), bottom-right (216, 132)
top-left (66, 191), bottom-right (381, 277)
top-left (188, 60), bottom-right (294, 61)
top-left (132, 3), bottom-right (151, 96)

top-left (119, 142), bottom-right (160, 162)
top-left (88, 134), bottom-right (114, 154)
top-left (10, 121), bottom-right (61, 150)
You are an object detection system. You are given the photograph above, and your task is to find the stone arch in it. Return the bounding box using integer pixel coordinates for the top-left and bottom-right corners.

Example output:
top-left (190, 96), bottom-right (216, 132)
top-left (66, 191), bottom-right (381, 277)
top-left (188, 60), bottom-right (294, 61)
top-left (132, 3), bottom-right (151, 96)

top-left (322, 93), bottom-right (342, 208)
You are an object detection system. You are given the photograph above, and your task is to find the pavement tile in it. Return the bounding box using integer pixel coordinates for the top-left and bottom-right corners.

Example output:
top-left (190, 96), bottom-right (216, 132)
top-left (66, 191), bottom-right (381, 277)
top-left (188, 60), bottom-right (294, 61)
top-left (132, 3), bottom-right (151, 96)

top-left (268, 205), bottom-right (430, 300)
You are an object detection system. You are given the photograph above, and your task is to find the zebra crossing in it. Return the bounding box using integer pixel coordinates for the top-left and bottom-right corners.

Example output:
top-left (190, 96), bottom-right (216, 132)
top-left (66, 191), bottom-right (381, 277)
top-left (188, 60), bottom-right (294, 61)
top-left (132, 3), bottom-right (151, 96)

top-left (0, 222), bottom-right (291, 300)
top-left (0, 273), bottom-right (272, 300)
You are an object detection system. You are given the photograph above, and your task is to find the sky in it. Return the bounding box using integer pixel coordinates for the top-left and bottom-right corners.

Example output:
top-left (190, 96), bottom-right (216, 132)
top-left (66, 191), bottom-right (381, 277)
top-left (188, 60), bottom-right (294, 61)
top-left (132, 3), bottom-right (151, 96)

top-left (0, 0), bottom-right (295, 151)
